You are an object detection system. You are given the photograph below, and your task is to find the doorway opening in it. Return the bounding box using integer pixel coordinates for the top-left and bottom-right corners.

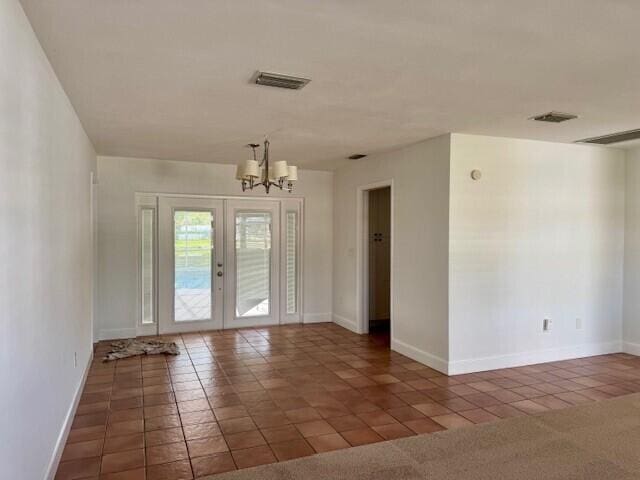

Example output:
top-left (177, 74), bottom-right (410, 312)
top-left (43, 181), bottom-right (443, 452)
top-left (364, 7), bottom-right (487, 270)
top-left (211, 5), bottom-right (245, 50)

top-left (365, 186), bottom-right (391, 347)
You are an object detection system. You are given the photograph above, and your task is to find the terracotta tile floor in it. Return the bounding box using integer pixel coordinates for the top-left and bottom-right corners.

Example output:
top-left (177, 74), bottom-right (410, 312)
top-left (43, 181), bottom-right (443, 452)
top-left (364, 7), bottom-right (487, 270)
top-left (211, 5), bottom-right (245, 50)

top-left (56, 323), bottom-right (640, 479)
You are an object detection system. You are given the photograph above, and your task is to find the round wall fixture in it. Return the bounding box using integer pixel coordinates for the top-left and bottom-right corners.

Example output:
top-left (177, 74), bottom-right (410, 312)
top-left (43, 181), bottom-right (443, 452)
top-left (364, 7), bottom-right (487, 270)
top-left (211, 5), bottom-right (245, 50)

top-left (470, 169), bottom-right (482, 180)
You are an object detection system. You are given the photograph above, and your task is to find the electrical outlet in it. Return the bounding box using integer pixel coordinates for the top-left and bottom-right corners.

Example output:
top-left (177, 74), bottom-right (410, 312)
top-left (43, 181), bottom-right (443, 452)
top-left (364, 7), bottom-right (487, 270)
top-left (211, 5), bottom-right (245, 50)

top-left (543, 318), bottom-right (552, 332)
top-left (74, 351), bottom-right (78, 368)
top-left (576, 318), bottom-right (582, 329)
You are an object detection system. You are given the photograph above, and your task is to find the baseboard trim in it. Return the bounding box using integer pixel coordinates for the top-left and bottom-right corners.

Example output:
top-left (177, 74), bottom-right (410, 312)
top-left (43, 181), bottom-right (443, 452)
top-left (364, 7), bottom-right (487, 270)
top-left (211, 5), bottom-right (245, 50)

top-left (303, 313), bottom-right (332, 324)
top-left (623, 341), bottom-right (640, 356)
top-left (45, 350), bottom-right (93, 480)
top-left (332, 314), bottom-right (359, 333)
top-left (100, 327), bottom-right (137, 341)
top-left (391, 338), bottom-right (449, 374)
top-left (448, 341), bottom-right (623, 375)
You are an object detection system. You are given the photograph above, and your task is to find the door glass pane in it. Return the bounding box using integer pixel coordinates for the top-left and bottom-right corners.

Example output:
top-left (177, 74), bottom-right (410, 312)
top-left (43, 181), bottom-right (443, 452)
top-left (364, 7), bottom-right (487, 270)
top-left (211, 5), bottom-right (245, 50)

top-left (174, 210), bottom-right (212, 321)
top-left (141, 208), bottom-right (154, 324)
top-left (286, 211), bottom-right (298, 314)
top-left (236, 211), bottom-right (271, 317)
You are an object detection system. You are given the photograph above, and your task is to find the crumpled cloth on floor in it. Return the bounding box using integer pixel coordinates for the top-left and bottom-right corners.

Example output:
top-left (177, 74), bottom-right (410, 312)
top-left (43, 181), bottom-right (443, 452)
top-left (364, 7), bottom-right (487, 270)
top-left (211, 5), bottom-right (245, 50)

top-left (103, 339), bottom-right (180, 361)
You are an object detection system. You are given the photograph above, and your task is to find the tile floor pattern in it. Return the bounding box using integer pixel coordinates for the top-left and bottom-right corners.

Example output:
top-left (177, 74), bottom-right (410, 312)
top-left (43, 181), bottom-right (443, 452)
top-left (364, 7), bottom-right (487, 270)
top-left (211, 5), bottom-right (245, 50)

top-left (56, 323), bottom-right (640, 479)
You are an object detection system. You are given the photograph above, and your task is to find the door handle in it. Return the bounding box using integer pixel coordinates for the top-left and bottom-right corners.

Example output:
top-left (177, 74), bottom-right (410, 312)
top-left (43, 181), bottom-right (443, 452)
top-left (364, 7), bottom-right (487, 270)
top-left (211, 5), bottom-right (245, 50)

top-left (217, 271), bottom-right (223, 277)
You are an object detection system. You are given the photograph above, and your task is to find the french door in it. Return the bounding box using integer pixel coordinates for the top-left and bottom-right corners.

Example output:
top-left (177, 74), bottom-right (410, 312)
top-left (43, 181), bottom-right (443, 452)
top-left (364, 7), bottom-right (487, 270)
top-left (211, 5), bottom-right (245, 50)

top-left (225, 200), bottom-right (280, 328)
top-left (156, 196), bottom-right (291, 334)
top-left (158, 197), bottom-right (224, 333)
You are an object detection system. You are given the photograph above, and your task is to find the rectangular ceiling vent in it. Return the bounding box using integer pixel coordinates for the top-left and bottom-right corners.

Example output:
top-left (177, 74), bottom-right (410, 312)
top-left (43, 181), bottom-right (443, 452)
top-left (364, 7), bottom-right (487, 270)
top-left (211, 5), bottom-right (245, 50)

top-left (253, 71), bottom-right (311, 90)
top-left (530, 111), bottom-right (578, 123)
top-left (576, 128), bottom-right (640, 145)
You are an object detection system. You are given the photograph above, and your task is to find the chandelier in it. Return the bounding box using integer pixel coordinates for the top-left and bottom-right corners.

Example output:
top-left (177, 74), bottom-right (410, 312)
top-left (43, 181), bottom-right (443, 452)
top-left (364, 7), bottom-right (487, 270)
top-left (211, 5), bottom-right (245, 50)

top-left (235, 139), bottom-right (298, 193)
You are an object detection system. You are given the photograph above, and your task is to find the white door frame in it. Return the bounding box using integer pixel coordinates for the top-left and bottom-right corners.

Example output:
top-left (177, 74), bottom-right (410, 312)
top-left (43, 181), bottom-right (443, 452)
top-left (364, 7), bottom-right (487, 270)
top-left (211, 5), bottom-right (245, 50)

top-left (224, 199), bottom-right (280, 329)
top-left (356, 180), bottom-right (394, 337)
top-left (158, 196), bottom-right (225, 333)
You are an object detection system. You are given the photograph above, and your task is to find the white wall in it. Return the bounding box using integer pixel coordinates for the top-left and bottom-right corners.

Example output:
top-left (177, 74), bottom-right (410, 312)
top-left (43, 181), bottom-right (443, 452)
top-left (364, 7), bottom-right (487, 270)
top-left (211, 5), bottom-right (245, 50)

top-left (449, 134), bottom-right (625, 373)
top-left (0, 1), bottom-right (97, 478)
top-left (333, 135), bottom-right (451, 372)
top-left (97, 156), bottom-right (333, 339)
top-left (623, 147), bottom-right (640, 355)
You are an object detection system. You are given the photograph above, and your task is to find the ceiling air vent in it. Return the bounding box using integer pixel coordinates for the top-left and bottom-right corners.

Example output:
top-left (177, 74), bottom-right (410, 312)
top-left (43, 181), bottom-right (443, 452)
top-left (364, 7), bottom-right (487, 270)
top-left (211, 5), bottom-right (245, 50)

top-left (576, 128), bottom-right (640, 145)
top-left (253, 71), bottom-right (311, 90)
top-left (348, 154), bottom-right (367, 160)
top-left (530, 111), bottom-right (578, 123)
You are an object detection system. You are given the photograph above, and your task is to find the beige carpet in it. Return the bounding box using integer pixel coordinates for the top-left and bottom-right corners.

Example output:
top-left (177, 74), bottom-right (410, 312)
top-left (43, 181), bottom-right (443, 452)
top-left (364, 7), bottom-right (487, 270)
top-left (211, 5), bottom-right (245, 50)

top-left (203, 393), bottom-right (640, 479)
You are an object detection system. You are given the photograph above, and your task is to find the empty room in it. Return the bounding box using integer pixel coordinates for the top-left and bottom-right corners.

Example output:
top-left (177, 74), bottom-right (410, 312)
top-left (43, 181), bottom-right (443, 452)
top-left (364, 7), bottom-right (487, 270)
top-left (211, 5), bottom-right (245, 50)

top-left (2, 1), bottom-right (640, 479)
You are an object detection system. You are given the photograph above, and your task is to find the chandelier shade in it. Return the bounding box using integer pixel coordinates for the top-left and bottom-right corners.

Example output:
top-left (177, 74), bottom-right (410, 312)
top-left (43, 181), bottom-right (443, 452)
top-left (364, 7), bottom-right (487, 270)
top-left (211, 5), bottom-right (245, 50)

top-left (286, 165), bottom-right (298, 181)
top-left (272, 160), bottom-right (289, 179)
top-left (235, 159), bottom-right (260, 180)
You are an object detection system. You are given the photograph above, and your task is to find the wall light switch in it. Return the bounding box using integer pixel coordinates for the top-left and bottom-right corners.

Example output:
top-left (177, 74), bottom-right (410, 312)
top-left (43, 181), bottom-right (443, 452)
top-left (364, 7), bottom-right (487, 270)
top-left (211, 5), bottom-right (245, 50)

top-left (543, 318), bottom-right (552, 332)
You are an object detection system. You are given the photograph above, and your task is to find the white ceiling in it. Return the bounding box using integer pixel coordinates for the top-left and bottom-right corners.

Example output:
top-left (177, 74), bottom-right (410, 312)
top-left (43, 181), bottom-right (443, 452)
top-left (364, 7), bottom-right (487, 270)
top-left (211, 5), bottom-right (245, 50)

top-left (19, 0), bottom-right (640, 170)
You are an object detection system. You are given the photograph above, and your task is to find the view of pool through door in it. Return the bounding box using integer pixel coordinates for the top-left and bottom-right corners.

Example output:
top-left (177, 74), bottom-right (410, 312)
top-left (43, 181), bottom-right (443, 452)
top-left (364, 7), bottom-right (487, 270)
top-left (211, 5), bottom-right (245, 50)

top-left (153, 196), bottom-right (301, 334)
